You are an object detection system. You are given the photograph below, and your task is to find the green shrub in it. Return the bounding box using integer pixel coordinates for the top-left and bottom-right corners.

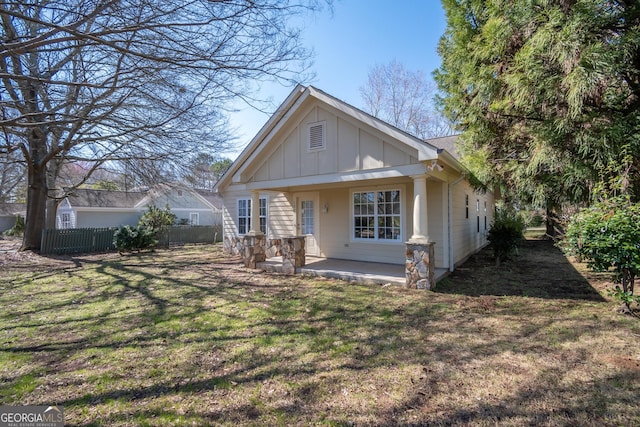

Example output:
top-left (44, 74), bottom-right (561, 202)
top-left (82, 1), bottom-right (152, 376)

top-left (139, 205), bottom-right (176, 231)
top-left (3, 215), bottom-right (25, 236)
top-left (563, 196), bottom-right (640, 312)
top-left (487, 207), bottom-right (526, 266)
top-left (113, 225), bottom-right (157, 253)
top-left (529, 212), bottom-right (544, 227)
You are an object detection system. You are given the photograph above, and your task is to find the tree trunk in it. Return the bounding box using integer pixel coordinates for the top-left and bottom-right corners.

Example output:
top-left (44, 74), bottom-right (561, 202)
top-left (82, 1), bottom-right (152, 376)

top-left (22, 160), bottom-right (47, 251)
top-left (45, 197), bottom-right (59, 230)
top-left (545, 204), bottom-right (561, 240)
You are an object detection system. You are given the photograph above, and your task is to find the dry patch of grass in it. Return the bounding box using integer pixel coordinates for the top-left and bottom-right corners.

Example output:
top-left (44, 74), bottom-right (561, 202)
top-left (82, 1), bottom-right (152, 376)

top-left (0, 241), bottom-right (639, 426)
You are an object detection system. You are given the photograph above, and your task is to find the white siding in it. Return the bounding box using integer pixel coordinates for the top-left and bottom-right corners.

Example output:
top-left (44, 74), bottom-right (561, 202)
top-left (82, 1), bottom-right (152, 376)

top-left (426, 180), bottom-right (447, 269)
top-left (76, 211), bottom-right (139, 228)
top-left (318, 181), bottom-right (410, 265)
top-left (451, 180), bottom-right (494, 267)
top-left (267, 192), bottom-right (294, 238)
top-left (245, 100), bottom-right (421, 184)
top-left (221, 188), bottom-right (294, 240)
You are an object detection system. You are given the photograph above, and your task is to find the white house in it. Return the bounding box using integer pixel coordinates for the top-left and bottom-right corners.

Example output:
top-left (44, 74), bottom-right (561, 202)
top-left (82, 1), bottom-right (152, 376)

top-left (56, 184), bottom-right (222, 229)
top-left (214, 86), bottom-right (494, 288)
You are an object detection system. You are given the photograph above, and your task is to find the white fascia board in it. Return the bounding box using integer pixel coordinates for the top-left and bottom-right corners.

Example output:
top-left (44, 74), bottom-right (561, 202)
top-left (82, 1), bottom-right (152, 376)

top-left (232, 89), bottom-right (311, 183)
top-left (245, 163), bottom-right (427, 190)
top-left (214, 85), bottom-right (308, 191)
top-left (307, 87), bottom-right (440, 161)
top-left (437, 149), bottom-right (467, 176)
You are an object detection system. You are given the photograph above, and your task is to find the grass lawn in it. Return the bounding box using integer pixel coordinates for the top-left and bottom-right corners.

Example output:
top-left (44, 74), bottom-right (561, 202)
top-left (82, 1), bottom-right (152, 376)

top-left (0, 239), bottom-right (639, 426)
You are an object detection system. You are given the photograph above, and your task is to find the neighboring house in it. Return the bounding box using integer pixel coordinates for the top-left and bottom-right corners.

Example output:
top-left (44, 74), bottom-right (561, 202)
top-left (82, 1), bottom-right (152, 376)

top-left (56, 184), bottom-right (222, 229)
top-left (0, 203), bottom-right (26, 232)
top-left (214, 85), bottom-right (494, 278)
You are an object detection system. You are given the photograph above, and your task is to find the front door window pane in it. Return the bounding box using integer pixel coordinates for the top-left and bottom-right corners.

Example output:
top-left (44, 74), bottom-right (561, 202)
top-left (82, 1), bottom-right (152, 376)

top-left (301, 200), bottom-right (314, 235)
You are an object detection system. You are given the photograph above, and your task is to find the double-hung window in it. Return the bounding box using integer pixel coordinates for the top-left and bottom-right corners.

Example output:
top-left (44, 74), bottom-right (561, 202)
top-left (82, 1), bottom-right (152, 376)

top-left (353, 190), bottom-right (401, 241)
top-left (189, 212), bottom-right (199, 226)
top-left (237, 197), bottom-right (267, 234)
top-left (60, 213), bottom-right (71, 229)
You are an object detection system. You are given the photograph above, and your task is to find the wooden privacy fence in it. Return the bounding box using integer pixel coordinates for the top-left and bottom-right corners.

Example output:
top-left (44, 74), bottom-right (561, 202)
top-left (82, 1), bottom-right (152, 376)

top-left (41, 225), bottom-right (222, 255)
top-left (41, 228), bottom-right (115, 255)
top-left (156, 225), bottom-right (222, 247)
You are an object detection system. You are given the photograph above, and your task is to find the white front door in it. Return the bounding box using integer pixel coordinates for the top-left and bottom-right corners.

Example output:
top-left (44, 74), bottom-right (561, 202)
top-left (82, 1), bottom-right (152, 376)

top-left (295, 192), bottom-right (319, 256)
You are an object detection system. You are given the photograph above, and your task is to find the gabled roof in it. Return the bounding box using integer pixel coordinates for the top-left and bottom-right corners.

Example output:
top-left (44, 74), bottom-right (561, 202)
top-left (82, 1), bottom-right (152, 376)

top-left (194, 189), bottom-right (223, 210)
top-left (64, 184), bottom-right (220, 210)
top-left (429, 134), bottom-right (461, 159)
top-left (0, 203), bottom-right (26, 216)
top-left (215, 85), bottom-right (463, 192)
top-left (65, 189), bottom-right (145, 208)
top-left (133, 183), bottom-right (218, 210)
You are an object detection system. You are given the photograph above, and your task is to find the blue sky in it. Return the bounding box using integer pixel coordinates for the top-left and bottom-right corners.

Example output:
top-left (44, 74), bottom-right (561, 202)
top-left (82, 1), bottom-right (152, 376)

top-left (227, 1), bottom-right (447, 157)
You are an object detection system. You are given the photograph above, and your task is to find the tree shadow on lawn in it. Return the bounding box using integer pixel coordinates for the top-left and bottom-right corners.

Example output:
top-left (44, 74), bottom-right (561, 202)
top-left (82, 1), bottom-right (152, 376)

top-left (437, 238), bottom-right (606, 301)
top-left (4, 244), bottom-right (638, 426)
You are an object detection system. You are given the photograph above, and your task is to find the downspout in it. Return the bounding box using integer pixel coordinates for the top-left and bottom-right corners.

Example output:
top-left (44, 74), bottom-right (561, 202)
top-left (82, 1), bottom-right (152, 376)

top-left (448, 176), bottom-right (464, 272)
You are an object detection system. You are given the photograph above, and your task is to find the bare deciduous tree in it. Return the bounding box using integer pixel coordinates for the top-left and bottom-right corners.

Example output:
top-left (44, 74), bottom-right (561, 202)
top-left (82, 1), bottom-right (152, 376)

top-left (0, 0), bottom-right (325, 250)
top-left (359, 60), bottom-right (453, 140)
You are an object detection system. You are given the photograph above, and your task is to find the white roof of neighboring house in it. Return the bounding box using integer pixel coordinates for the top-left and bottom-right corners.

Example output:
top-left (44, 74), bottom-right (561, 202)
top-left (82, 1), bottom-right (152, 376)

top-left (194, 190), bottom-right (223, 210)
top-left (63, 184), bottom-right (219, 211)
top-left (64, 189), bottom-right (145, 208)
top-left (0, 203), bottom-right (26, 216)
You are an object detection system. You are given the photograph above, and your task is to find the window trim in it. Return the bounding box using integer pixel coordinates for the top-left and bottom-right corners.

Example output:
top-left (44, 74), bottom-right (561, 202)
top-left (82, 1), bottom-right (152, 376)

top-left (307, 121), bottom-right (326, 152)
top-left (350, 186), bottom-right (404, 243)
top-left (60, 213), bottom-right (72, 229)
top-left (189, 212), bottom-right (199, 226)
top-left (237, 196), bottom-right (268, 235)
top-left (465, 194), bottom-right (469, 219)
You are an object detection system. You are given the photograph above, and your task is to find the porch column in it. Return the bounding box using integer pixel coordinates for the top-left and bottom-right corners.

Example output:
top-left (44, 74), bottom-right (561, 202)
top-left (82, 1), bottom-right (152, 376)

top-left (410, 175), bottom-right (429, 242)
top-left (243, 190), bottom-right (265, 268)
top-left (249, 190), bottom-right (262, 235)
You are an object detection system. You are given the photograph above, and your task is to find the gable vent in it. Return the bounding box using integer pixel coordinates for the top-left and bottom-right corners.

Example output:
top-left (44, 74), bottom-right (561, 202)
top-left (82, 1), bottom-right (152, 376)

top-left (308, 122), bottom-right (325, 151)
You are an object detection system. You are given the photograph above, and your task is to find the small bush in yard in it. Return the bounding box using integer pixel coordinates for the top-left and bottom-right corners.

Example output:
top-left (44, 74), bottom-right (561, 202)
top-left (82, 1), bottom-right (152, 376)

top-left (113, 225), bottom-right (157, 253)
top-left (3, 215), bottom-right (25, 236)
top-left (139, 205), bottom-right (176, 231)
top-left (488, 207), bottom-right (525, 266)
top-left (563, 196), bottom-right (640, 313)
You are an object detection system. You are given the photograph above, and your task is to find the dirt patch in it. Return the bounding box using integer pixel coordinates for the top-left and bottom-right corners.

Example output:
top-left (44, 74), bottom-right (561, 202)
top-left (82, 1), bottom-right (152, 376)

top-left (438, 238), bottom-right (610, 301)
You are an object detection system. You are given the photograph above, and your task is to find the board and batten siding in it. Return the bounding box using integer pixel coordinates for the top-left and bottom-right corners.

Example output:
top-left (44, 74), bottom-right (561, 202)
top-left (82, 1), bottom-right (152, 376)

top-left (244, 101), bottom-right (420, 184)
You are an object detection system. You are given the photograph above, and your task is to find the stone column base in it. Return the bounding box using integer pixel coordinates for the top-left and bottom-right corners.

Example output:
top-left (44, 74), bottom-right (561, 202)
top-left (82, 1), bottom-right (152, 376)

top-left (282, 236), bottom-right (306, 274)
top-left (223, 236), bottom-right (244, 256)
top-left (405, 241), bottom-right (435, 290)
top-left (243, 234), bottom-right (266, 268)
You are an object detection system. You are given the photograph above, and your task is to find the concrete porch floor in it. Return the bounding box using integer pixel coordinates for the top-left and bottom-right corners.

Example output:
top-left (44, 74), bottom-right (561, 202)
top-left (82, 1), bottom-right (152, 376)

top-left (258, 256), bottom-right (449, 286)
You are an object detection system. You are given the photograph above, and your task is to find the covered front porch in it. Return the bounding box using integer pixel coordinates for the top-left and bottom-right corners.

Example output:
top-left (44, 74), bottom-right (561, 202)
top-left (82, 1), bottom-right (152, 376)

top-left (227, 169), bottom-right (446, 290)
top-left (258, 256), bottom-right (449, 286)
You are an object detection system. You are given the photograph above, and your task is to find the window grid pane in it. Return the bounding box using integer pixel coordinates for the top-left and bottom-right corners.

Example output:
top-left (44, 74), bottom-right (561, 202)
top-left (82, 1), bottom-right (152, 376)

top-left (301, 200), bottom-right (314, 235)
top-left (353, 190), bottom-right (400, 241)
top-left (239, 198), bottom-right (267, 234)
